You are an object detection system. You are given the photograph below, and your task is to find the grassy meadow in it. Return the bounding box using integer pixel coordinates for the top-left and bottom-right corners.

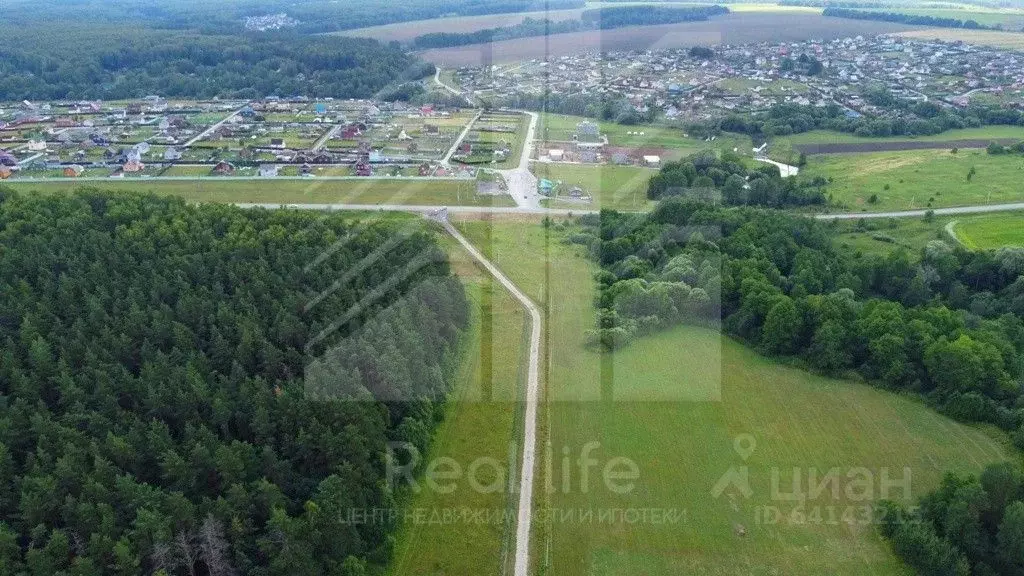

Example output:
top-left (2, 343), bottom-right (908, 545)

top-left (536, 113), bottom-right (751, 154)
top-left (455, 218), bottom-right (1013, 575)
top-left (388, 231), bottom-right (529, 576)
top-left (0, 178), bottom-right (516, 207)
top-left (951, 213), bottom-right (1024, 250)
top-left (531, 162), bottom-right (657, 211)
top-left (802, 148), bottom-right (1024, 212)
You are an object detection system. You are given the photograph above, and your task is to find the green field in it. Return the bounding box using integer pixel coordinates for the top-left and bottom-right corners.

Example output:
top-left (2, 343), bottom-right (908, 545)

top-left (537, 113), bottom-right (750, 154)
top-left (0, 178), bottom-right (516, 207)
top-left (831, 216), bottom-right (951, 258)
top-left (388, 231), bottom-right (528, 576)
top-left (802, 149), bottom-right (1024, 212)
top-left (869, 7), bottom-right (1024, 29)
top-left (456, 218), bottom-right (1012, 575)
top-left (531, 162), bottom-right (657, 211)
top-left (951, 212), bottom-right (1024, 250)
top-left (717, 77), bottom-right (809, 95)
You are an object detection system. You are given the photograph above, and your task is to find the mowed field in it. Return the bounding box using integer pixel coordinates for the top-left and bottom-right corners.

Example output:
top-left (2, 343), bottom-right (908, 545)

top-left (531, 162), bottom-right (657, 211)
top-left (418, 13), bottom-right (922, 66)
top-left (894, 28), bottom-right (1024, 50)
top-left (0, 178), bottom-right (516, 207)
top-left (952, 213), bottom-right (1024, 250)
top-left (388, 230), bottom-right (529, 576)
top-left (456, 219), bottom-right (1011, 575)
top-left (801, 148), bottom-right (1024, 212)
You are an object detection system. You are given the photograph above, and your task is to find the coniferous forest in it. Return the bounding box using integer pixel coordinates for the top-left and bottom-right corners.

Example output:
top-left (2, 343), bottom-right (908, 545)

top-left (0, 190), bottom-right (468, 575)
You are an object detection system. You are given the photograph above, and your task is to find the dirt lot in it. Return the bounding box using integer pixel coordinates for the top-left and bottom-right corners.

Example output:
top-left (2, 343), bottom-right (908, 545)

top-left (416, 13), bottom-right (923, 66)
top-left (795, 138), bottom-right (1020, 155)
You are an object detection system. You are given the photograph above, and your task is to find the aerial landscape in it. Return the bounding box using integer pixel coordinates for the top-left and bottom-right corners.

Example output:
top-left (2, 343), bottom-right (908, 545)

top-left (2, 0), bottom-right (1024, 575)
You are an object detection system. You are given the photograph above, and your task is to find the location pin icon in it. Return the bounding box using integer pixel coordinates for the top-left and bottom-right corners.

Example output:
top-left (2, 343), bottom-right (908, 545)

top-left (734, 434), bottom-right (756, 461)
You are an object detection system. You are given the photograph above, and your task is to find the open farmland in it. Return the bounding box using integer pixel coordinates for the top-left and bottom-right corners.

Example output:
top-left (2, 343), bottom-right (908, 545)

top-left (802, 148), bottom-right (1024, 212)
top-left (335, 8), bottom-right (587, 42)
top-left (0, 178), bottom-right (515, 207)
top-left (418, 13), bottom-right (925, 66)
top-left (456, 219), bottom-right (1011, 576)
top-left (868, 7), bottom-right (1024, 30)
top-left (894, 28), bottom-right (1024, 50)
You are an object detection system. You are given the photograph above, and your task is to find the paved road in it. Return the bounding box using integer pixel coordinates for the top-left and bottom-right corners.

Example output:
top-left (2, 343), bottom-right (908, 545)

top-left (497, 110), bottom-right (541, 209)
top-left (235, 200), bottom-right (1024, 220)
top-left (441, 110), bottom-right (482, 166)
top-left (182, 104), bottom-right (249, 148)
top-left (234, 202), bottom-right (596, 216)
top-left (814, 202), bottom-right (1024, 220)
top-left (755, 157), bottom-right (799, 177)
top-left (437, 217), bottom-right (541, 576)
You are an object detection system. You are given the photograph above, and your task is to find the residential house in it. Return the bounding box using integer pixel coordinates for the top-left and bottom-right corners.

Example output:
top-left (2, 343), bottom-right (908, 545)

top-left (63, 165), bottom-right (85, 178)
top-left (269, 138), bottom-right (286, 149)
top-left (211, 161), bottom-right (235, 175)
top-left (259, 164), bottom-right (279, 177)
top-left (163, 148), bottom-right (182, 162)
top-left (122, 159), bottom-right (144, 173)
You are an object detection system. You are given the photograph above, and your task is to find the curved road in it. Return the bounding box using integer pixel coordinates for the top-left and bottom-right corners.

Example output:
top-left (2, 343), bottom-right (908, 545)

top-left (814, 201), bottom-right (1024, 220)
top-left (437, 218), bottom-right (541, 576)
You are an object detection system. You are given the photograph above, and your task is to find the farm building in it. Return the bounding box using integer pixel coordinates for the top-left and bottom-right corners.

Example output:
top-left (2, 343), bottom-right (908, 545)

top-left (643, 155), bottom-right (661, 167)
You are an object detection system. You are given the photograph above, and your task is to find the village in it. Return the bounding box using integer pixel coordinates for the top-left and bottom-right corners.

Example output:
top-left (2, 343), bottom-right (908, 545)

top-left (0, 97), bottom-right (528, 194)
top-left (457, 35), bottom-right (1024, 123)
top-left (3, 33), bottom-right (1024, 207)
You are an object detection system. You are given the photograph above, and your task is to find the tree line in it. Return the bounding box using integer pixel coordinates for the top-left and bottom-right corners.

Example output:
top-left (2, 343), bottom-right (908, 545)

top-left (4, 0), bottom-right (586, 35)
top-left (879, 461), bottom-right (1024, 575)
top-left (646, 150), bottom-right (826, 207)
top-left (0, 189), bottom-right (469, 575)
top-left (573, 199), bottom-right (1024, 441)
top-left (707, 100), bottom-right (1024, 141)
top-left (823, 7), bottom-right (991, 29)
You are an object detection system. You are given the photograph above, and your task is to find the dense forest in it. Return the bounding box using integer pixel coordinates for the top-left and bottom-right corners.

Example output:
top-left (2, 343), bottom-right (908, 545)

top-left (0, 189), bottom-right (469, 574)
top-left (823, 7), bottom-right (991, 28)
top-left (3, 0), bottom-right (586, 34)
top-left (880, 462), bottom-right (1024, 575)
top-left (0, 22), bottom-right (432, 99)
top-left (410, 5), bottom-right (729, 49)
top-left (646, 150), bottom-right (827, 208)
top-left (574, 200), bottom-right (1024, 440)
top-left (0, 24), bottom-right (431, 100)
